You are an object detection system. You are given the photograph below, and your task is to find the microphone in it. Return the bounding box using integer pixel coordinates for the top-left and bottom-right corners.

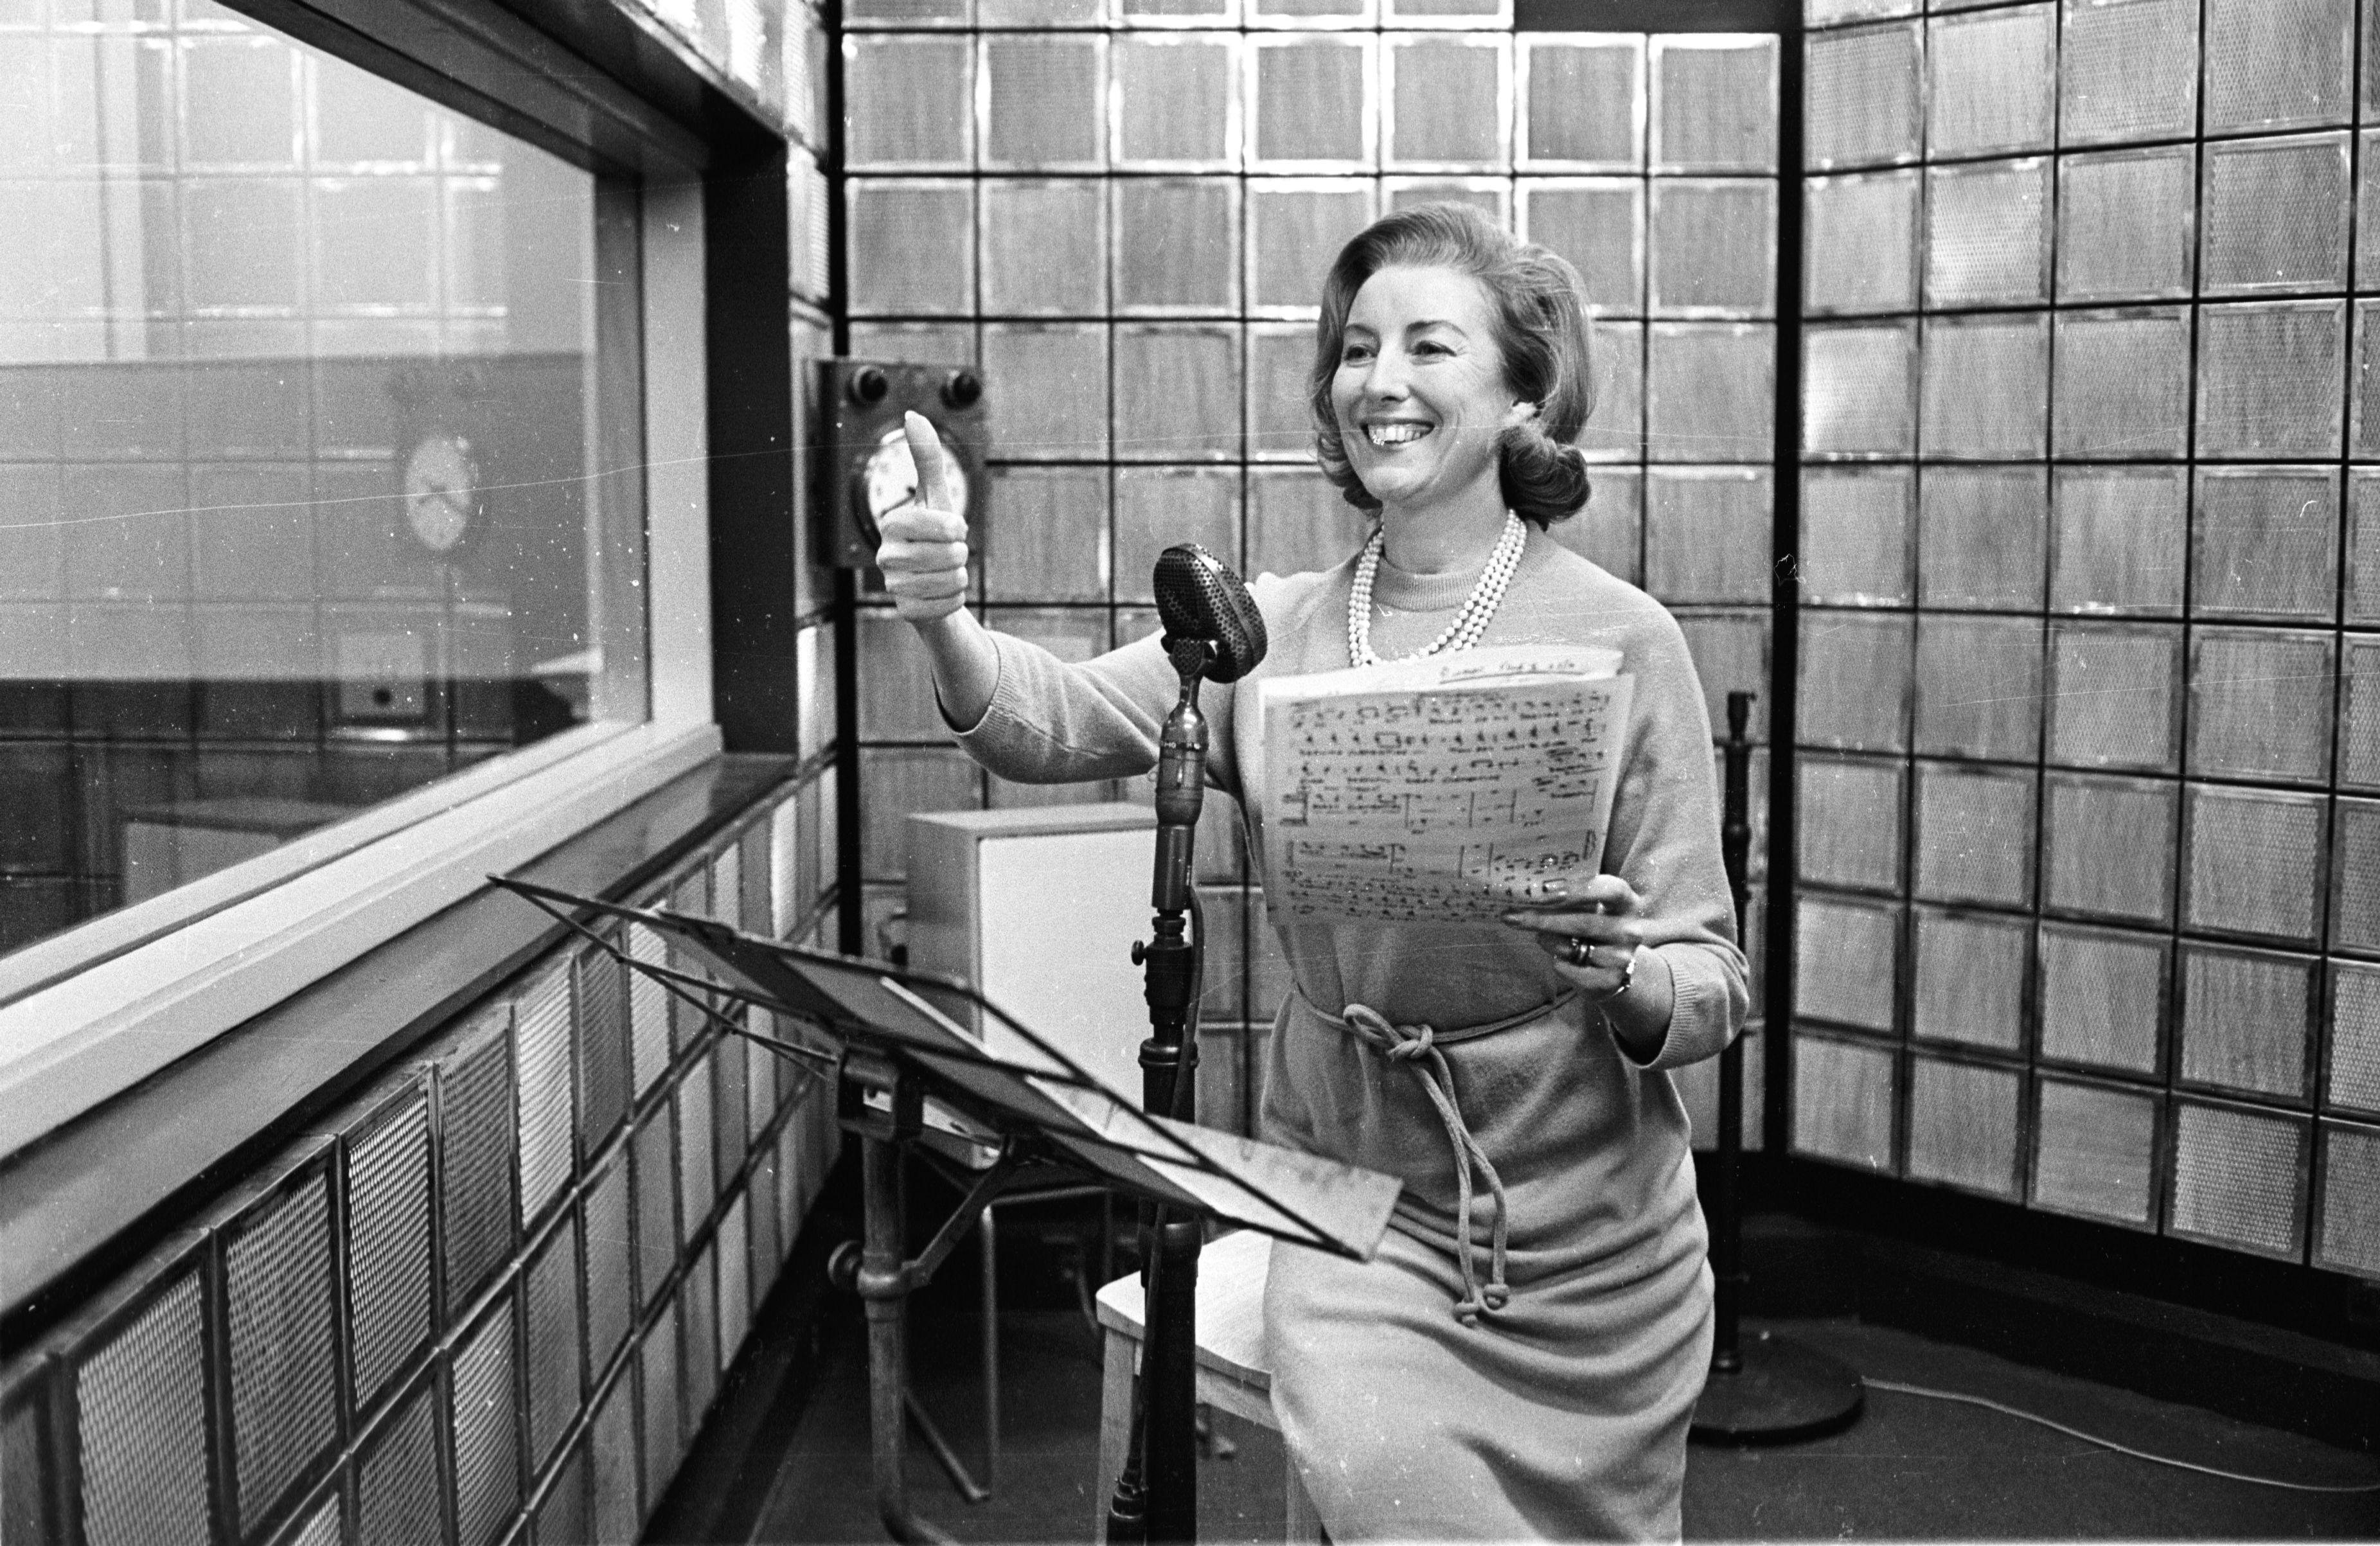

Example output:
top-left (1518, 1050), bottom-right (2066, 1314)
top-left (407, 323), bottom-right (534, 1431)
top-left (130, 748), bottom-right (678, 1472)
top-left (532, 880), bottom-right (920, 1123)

top-left (1146, 546), bottom-right (1266, 916)
top-left (1153, 543), bottom-right (1268, 683)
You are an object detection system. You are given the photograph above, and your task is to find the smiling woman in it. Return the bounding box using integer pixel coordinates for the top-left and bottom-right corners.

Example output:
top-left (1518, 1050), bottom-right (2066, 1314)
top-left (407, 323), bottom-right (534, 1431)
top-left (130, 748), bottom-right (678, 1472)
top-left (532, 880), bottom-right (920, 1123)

top-left (875, 203), bottom-right (1750, 1541)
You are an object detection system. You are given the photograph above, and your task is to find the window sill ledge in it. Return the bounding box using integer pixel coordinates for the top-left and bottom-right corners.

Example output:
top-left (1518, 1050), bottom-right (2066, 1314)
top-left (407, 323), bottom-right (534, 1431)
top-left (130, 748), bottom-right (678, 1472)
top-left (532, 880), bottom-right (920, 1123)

top-left (0, 750), bottom-right (797, 1346)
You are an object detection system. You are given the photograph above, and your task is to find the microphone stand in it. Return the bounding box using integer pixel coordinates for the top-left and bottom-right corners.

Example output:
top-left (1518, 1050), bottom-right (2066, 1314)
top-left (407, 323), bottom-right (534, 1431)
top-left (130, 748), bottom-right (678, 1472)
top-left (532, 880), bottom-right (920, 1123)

top-left (1108, 637), bottom-right (1213, 1544)
top-left (1690, 690), bottom-right (1863, 1444)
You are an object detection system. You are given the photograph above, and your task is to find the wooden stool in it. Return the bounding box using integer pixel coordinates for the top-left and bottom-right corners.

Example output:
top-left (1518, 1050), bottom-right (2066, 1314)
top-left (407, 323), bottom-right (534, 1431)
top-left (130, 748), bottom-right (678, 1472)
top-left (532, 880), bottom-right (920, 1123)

top-left (1092, 1229), bottom-right (1322, 1543)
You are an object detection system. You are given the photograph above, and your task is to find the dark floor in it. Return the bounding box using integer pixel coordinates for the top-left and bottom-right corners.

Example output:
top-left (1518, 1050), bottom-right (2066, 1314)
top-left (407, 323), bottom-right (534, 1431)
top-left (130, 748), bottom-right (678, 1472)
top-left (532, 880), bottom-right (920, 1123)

top-left (739, 1294), bottom-right (2380, 1544)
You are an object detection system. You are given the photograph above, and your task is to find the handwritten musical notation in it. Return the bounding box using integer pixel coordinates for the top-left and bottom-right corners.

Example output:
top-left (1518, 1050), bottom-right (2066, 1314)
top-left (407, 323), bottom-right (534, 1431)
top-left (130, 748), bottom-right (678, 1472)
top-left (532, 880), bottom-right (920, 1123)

top-left (1259, 645), bottom-right (1635, 925)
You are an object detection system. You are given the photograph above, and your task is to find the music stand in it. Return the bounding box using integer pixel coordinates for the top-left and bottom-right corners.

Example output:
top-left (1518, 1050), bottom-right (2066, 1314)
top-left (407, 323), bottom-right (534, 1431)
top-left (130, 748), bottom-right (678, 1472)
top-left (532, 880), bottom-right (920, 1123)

top-left (495, 877), bottom-right (1400, 1546)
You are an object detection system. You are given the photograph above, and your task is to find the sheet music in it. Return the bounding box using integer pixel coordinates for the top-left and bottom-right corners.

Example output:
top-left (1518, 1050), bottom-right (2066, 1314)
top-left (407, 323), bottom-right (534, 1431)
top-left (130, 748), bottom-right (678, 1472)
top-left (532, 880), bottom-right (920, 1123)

top-left (1261, 644), bottom-right (1634, 925)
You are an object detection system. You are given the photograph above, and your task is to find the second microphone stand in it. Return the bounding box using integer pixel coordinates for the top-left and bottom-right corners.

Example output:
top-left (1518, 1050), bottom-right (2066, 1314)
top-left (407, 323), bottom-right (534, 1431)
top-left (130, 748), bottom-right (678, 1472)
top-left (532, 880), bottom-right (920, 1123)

top-left (1106, 637), bottom-right (1215, 1544)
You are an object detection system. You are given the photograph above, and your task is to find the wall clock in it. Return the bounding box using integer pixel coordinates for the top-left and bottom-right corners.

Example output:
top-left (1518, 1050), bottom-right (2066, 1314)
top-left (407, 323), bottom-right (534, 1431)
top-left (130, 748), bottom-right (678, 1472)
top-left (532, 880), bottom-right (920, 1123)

top-left (402, 431), bottom-right (481, 556)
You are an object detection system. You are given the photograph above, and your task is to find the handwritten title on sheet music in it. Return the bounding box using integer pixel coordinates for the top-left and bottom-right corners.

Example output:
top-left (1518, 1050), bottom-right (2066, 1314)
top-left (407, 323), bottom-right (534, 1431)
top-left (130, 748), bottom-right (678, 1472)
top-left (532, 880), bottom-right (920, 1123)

top-left (1261, 648), bottom-right (1634, 925)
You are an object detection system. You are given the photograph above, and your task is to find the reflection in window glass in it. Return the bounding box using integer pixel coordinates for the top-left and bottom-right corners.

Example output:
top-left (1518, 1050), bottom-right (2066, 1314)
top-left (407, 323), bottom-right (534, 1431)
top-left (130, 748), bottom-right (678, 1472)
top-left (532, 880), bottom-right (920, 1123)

top-left (0, 2), bottom-right (648, 959)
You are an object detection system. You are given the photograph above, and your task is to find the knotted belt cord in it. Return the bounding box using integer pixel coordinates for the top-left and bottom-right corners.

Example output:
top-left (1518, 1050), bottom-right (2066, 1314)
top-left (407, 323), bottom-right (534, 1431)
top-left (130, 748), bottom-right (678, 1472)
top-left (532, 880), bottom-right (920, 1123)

top-left (1338, 1002), bottom-right (1512, 1326)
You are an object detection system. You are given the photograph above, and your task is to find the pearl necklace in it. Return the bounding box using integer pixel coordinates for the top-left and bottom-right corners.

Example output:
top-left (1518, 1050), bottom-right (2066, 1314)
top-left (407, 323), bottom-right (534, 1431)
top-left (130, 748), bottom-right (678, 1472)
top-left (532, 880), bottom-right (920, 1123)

top-left (1347, 511), bottom-right (1527, 669)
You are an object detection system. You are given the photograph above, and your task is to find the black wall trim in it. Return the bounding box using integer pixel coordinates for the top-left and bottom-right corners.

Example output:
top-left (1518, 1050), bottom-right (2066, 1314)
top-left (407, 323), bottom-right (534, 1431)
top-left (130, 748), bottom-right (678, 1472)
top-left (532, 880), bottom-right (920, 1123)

top-left (1515, 0), bottom-right (1795, 31)
top-left (709, 138), bottom-right (803, 755)
top-left (0, 754), bottom-right (795, 1354)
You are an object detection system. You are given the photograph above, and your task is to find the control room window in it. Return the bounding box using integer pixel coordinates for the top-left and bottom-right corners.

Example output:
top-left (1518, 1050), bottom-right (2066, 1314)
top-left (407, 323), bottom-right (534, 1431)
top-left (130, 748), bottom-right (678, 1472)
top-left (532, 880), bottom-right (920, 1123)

top-left (0, 1), bottom-right (649, 963)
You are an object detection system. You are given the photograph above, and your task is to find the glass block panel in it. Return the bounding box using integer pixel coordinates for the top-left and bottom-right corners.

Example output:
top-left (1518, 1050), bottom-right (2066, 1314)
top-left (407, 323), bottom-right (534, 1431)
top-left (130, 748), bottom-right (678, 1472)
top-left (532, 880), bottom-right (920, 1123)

top-left (1119, 0), bottom-right (1232, 22)
top-left (844, 36), bottom-right (972, 169)
top-left (1111, 36), bottom-right (1237, 168)
top-left (1645, 323), bottom-right (1773, 462)
top-left (1792, 1032), bottom-right (1898, 1170)
top-left (626, 921), bottom-right (668, 1096)
top-left (1907, 1056), bottom-right (2023, 1196)
top-left (1912, 909), bottom-right (2027, 1051)
top-left (224, 1171), bottom-right (336, 1535)
top-left (1649, 181), bottom-right (1777, 317)
top-left (1385, 0), bottom-right (1506, 23)
top-left (513, 962), bottom-right (574, 1227)
top-left (1644, 467), bottom-right (1770, 604)
top-left (2359, 134), bottom-right (2380, 292)
top-left (1549, 466), bottom-right (1642, 582)
top-left (1810, 0), bottom-right (1918, 19)
top-left (1382, 176), bottom-right (1510, 222)
top-left (2178, 943), bottom-right (2314, 1101)
top-left (2334, 797), bottom-right (2380, 952)
top-left (2169, 1100), bottom-right (2308, 1259)
top-left (356, 1380), bottom-right (440, 1546)
top-left (1923, 158), bottom-right (2048, 309)
top-left (1804, 170), bottom-right (1919, 315)
top-left (1115, 468), bottom-right (1241, 603)
top-left (2032, 1076), bottom-right (2158, 1225)
top-left (346, 1096), bottom-right (432, 1410)
top-left (1805, 21), bottom-right (1922, 171)
top-left (1651, 37), bottom-right (1777, 173)
top-left (1803, 323), bottom-right (1915, 456)
top-left (1795, 896), bottom-right (1901, 1032)
top-left (1800, 466), bottom-right (1912, 605)
top-left (1248, 37), bottom-right (1374, 169)
top-left (1250, 0), bottom-right (1371, 26)
top-left (1114, 325), bottom-right (1241, 462)
top-left (1797, 755), bottom-right (1905, 894)
top-left (2039, 923), bottom-right (2166, 1074)
top-left (1247, 179), bottom-right (1376, 314)
top-left (982, 35), bottom-right (1105, 171)
top-left (1918, 465), bottom-right (2047, 610)
top-left (1579, 319), bottom-right (1643, 461)
top-left (856, 609), bottom-right (942, 741)
top-left (1798, 610), bottom-right (1912, 753)
top-left (2186, 628), bottom-right (2335, 785)
top-left (524, 1216), bottom-right (582, 1472)
top-left (2315, 1123), bottom-right (2380, 1278)
top-left (452, 1294), bottom-right (520, 1546)
top-left (2344, 637), bottom-right (2380, 792)
top-left (983, 466), bottom-right (1108, 603)
top-left (2055, 147), bottom-right (2195, 303)
top-left (1927, 4), bottom-right (2055, 156)
top-left (1914, 763), bottom-right (2036, 908)
top-left (439, 1032), bottom-right (516, 1311)
top-left (2182, 784), bottom-right (2327, 943)
top-left (2351, 476), bottom-right (2380, 623)
top-left (583, 1153), bottom-right (632, 1376)
top-left (2060, 0), bottom-right (2199, 145)
top-left (1245, 466), bottom-right (1371, 578)
top-left (1384, 36), bottom-right (1507, 170)
top-left (1519, 37), bottom-right (1642, 169)
top-left (981, 181), bottom-right (1104, 317)
top-left (2195, 303), bottom-right (2347, 461)
top-left (846, 0), bottom-right (969, 23)
top-left (2332, 962), bottom-right (2380, 1112)
top-left (846, 180), bottom-right (973, 317)
top-left (1914, 614), bottom-right (2045, 762)
top-left (2202, 0), bottom-right (2352, 134)
top-left (2201, 132), bottom-right (2350, 298)
top-left (2049, 308), bottom-right (2190, 461)
top-left (982, 324), bottom-right (1108, 461)
top-left (2190, 468), bottom-right (2340, 621)
top-left (1919, 313), bottom-right (2048, 460)
top-left (1247, 321), bottom-right (1319, 460)
top-left (1518, 180), bottom-right (1642, 317)
top-left (2042, 772), bottom-right (2177, 923)
top-left (1674, 609), bottom-right (1771, 743)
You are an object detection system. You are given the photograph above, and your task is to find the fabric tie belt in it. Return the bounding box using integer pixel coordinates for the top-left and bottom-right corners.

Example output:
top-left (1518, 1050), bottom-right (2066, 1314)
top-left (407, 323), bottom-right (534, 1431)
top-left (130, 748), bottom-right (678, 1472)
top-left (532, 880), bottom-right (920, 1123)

top-left (1311, 991), bottom-right (1575, 1328)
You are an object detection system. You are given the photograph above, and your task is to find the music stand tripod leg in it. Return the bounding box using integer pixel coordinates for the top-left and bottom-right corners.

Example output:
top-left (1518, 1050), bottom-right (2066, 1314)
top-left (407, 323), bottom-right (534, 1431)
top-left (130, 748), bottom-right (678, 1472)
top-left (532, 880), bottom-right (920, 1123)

top-left (855, 1133), bottom-right (959, 1545)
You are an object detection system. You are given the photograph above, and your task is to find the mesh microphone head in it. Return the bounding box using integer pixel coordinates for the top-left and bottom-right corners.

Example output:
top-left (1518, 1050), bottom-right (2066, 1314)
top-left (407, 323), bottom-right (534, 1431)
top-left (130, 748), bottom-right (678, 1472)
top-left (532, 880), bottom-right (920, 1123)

top-left (1153, 542), bottom-right (1269, 683)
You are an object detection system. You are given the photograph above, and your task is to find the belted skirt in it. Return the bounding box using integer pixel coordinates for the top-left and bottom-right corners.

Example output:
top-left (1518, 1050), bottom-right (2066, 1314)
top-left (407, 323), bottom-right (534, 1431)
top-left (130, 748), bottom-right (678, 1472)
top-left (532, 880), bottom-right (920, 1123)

top-left (1256, 988), bottom-right (1715, 1543)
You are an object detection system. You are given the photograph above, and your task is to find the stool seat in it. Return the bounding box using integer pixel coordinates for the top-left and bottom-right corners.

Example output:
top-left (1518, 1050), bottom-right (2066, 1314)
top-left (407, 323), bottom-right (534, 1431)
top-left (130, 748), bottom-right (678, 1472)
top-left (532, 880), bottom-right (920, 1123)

top-left (1092, 1231), bottom-right (1320, 1543)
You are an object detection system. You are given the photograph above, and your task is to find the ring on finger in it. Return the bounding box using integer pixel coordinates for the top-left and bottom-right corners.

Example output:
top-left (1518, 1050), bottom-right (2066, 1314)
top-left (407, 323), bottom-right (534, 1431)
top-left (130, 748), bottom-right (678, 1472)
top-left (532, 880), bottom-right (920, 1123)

top-left (1564, 936), bottom-right (1594, 969)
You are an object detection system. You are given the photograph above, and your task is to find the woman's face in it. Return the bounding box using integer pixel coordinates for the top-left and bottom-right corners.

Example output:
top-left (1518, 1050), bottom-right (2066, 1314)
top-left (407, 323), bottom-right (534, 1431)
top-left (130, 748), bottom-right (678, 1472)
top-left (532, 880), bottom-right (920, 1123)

top-left (1331, 263), bottom-right (1518, 513)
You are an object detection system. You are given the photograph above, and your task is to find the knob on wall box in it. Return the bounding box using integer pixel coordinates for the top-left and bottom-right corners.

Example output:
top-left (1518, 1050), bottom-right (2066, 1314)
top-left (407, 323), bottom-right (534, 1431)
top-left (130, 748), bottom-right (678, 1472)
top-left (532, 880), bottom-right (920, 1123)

top-left (818, 359), bottom-right (990, 569)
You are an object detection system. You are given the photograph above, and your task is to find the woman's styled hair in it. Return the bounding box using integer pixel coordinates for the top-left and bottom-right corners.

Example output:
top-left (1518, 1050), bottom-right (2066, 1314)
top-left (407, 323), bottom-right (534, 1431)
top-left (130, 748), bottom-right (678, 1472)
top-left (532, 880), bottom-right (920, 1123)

top-left (1307, 202), bottom-right (1599, 528)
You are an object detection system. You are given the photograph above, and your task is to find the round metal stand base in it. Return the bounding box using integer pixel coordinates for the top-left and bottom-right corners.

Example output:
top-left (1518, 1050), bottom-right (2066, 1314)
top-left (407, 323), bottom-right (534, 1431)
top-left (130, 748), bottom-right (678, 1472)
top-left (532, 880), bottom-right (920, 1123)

top-left (1689, 1329), bottom-right (1865, 1446)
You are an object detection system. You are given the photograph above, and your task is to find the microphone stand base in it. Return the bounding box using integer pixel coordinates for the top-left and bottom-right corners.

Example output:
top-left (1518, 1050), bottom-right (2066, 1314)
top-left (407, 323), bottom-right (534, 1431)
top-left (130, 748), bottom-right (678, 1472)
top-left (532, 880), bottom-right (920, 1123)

top-left (1688, 1329), bottom-right (1863, 1446)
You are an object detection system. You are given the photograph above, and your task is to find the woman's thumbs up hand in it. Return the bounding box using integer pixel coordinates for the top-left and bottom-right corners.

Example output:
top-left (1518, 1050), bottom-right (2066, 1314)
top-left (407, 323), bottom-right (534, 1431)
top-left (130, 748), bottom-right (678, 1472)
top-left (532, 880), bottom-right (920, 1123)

top-left (874, 410), bottom-right (972, 623)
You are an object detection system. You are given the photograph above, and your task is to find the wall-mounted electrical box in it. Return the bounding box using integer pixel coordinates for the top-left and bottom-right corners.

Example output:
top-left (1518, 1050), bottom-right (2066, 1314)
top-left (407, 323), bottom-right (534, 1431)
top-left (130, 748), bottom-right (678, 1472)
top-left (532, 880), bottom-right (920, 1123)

top-left (817, 358), bottom-right (989, 569)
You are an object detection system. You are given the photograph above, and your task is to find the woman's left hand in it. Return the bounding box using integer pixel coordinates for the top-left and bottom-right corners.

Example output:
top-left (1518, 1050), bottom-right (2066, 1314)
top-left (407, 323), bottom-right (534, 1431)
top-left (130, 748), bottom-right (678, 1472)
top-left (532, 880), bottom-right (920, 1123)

top-left (1502, 873), bottom-right (1645, 1000)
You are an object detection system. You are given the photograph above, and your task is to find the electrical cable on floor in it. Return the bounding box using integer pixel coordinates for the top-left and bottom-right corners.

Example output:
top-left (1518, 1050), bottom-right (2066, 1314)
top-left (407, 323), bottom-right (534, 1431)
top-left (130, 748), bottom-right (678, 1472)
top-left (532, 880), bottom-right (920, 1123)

top-left (1862, 1378), bottom-right (2380, 1495)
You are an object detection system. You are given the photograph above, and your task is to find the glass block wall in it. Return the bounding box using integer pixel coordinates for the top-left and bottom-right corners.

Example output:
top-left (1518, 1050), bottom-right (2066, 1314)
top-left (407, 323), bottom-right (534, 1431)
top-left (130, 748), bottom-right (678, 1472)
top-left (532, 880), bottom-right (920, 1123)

top-left (842, 6), bottom-right (1780, 1142)
top-left (1793, 0), bottom-right (2380, 1279)
top-left (0, 784), bottom-right (847, 1546)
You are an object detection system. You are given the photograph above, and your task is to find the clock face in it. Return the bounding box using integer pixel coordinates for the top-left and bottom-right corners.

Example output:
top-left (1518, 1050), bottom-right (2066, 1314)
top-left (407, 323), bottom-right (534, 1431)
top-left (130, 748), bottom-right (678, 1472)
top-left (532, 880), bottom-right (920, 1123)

top-left (403, 434), bottom-right (478, 556)
top-left (859, 424), bottom-right (968, 537)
